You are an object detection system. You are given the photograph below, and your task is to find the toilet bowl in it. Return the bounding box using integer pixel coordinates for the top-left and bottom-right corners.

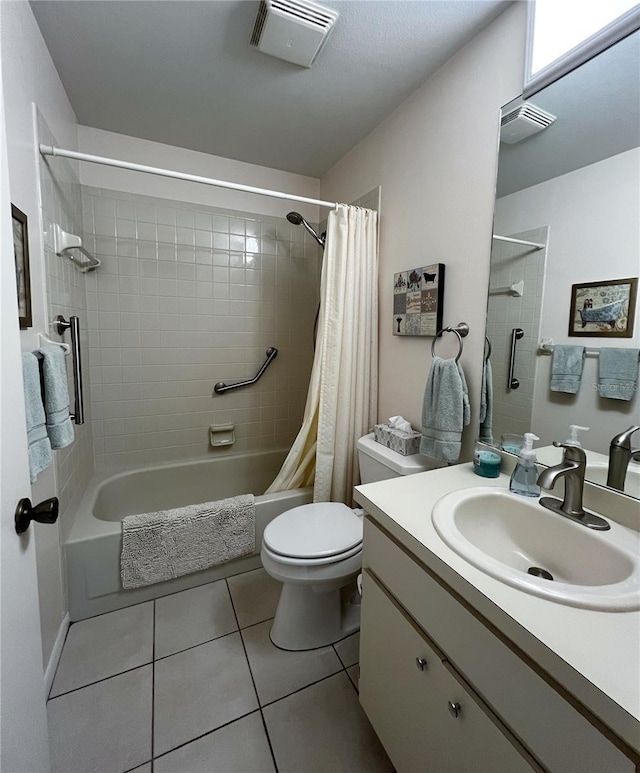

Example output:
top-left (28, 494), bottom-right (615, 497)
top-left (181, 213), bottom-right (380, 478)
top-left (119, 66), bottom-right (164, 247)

top-left (260, 502), bottom-right (363, 650)
top-left (261, 433), bottom-right (432, 651)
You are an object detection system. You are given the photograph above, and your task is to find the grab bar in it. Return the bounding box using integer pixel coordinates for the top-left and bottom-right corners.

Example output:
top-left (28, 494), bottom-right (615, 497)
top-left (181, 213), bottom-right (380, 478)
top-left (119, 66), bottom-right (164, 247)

top-left (507, 327), bottom-right (524, 391)
top-left (54, 315), bottom-right (85, 424)
top-left (214, 347), bottom-right (278, 394)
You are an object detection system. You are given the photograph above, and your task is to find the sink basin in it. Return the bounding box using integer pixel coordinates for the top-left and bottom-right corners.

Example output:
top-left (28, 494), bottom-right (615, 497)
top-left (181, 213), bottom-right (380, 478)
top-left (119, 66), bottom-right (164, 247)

top-left (432, 487), bottom-right (640, 611)
top-left (586, 462), bottom-right (640, 499)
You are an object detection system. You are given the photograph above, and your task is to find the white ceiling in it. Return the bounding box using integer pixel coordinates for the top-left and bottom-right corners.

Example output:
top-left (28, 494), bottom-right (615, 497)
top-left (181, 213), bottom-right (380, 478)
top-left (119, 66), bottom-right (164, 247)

top-left (30, 0), bottom-right (510, 177)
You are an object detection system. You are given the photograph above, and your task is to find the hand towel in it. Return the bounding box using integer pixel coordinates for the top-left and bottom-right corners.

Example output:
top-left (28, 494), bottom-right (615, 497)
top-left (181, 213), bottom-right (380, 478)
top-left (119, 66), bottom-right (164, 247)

top-left (550, 345), bottom-right (585, 394)
top-left (121, 494), bottom-right (255, 589)
top-left (420, 357), bottom-right (470, 463)
top-left (39, 345), bottom-right (74, 448)
top-left (479, 356), bottom-right (493, 444)
top-left (598, 348), bottom-right (639, 401)
top-left (22, 352), bottom-right (53, 482)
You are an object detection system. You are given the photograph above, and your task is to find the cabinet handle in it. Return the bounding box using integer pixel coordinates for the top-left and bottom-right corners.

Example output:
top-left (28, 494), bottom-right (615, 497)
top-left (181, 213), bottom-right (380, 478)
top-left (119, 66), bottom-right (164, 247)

top-left (448, 701), bottom-right (461, 719)
top-left (415, 657), bottom-right (427, 671)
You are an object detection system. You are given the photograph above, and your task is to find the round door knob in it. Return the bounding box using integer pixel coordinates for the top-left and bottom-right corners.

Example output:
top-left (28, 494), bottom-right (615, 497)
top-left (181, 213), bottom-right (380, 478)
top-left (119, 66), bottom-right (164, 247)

top-left (415, 657), bottom-right (427, 671)
top-left (448, 701), bottom-right (461, 719)
top-left (15, 497), bottom-right (59, 534)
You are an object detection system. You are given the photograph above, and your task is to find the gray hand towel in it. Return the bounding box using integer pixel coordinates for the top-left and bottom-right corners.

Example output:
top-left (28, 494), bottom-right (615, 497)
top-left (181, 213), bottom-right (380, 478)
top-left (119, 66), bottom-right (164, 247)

top-left (598, 348), bottom-right (639, 401)
top-left (420, 357), bottom-right (470, 463)
top-left (39, 345), bottom-right (75, 448)
top-left (121, 494), bottom-right (255, 589)
top-left (22, 353), bottom-right (53, 482)
top-left (550, 345), bottom-right (585, 393)
top-left (479, 357), bottom-right (493, 444)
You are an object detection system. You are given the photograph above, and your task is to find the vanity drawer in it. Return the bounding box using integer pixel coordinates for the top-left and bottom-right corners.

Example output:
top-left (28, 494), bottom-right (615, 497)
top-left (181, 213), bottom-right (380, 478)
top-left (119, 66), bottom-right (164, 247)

top-left (363, 517), bottom-right (635, 773)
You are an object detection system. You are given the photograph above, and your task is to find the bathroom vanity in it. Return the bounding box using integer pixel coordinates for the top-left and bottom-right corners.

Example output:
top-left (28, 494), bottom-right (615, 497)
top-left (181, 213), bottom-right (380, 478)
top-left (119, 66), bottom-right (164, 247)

top-left (354, 464), bottom-right (640, 772)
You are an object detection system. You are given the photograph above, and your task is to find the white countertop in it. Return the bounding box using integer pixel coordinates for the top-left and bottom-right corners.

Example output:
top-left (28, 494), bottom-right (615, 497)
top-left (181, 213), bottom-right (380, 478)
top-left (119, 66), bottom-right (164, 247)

top-left (354, 464), bottom-right (640, 752)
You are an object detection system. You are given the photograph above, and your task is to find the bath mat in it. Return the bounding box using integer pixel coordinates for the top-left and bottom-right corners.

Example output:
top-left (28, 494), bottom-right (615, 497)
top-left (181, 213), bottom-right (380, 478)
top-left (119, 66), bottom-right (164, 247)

top-left (121, 494), bottom-right (255, 589)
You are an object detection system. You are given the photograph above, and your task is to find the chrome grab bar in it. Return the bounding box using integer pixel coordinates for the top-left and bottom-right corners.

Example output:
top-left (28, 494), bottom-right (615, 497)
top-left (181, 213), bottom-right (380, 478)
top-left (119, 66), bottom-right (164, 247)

top-left (507, 327), bottom-right (524, 390)
top-left (214, 347), bottom-right (278, 394)
top-left (54, 315), bottom-right (84, 424)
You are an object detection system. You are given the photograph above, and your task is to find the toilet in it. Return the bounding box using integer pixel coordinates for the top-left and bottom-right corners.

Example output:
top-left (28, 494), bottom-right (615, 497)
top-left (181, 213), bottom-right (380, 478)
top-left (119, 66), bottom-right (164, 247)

top-left (261, 432), bottom-right (432, 650)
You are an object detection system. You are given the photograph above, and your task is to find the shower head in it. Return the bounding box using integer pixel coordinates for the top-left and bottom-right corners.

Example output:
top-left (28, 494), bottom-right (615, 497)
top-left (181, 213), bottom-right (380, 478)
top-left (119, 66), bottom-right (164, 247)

top-left (286, 211), bottom-right (325, 249)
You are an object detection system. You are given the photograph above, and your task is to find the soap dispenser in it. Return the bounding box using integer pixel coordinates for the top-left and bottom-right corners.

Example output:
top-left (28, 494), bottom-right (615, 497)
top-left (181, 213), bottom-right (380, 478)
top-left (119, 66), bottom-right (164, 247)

top-left (565, 425), bottom-right (590, 447)
top-left (509, 432), bottom-right (540, 497)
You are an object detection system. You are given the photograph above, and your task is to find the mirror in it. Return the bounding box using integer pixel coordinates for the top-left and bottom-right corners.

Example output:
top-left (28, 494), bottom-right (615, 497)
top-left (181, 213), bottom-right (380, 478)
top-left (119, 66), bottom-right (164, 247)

top-left (483, 29), bottom-right (640, 499)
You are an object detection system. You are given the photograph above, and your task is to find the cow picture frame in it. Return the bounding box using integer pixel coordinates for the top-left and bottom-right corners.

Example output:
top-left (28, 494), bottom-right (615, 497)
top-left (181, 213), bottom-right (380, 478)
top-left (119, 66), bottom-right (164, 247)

top-left (393, 263), bottom-right (445, 336)
top-left (12, 204), bottom-right (32, 329)
top-left (568, 277), bottom-right (637, 338)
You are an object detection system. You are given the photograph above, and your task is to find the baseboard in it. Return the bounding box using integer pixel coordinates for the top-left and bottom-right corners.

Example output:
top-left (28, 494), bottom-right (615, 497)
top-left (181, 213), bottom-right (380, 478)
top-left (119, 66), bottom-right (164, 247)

top-left (44, 612), bottom-right (70, 696)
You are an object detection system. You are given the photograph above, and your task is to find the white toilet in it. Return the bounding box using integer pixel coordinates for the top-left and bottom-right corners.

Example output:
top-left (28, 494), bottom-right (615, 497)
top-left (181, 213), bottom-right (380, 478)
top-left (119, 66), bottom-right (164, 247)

top-left (261, 432), bottom-right (431, 650)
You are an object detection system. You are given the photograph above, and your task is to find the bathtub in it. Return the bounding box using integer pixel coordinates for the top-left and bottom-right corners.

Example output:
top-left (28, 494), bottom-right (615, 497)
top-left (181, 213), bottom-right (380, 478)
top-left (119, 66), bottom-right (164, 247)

top-left (66, 450), bottom-right (313, 620)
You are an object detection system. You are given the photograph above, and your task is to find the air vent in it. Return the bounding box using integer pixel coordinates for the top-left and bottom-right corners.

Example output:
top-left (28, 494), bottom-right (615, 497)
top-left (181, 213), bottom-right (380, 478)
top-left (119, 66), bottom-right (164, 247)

top-left (250, 0), bottom-right (338, 68)
top-left (500, 103), bottom-right (556, 144)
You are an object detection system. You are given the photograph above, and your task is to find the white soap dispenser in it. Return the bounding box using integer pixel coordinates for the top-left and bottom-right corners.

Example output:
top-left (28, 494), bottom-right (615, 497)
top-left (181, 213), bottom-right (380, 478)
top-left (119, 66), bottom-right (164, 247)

top-left (565, 425), bottom-right (589, 447)
top-left (509, 432), bottom-right (540, 497)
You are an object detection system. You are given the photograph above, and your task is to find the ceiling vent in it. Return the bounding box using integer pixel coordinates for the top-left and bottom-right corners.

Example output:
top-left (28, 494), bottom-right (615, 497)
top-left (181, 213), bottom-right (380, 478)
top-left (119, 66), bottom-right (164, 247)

top-left (250, 0), bottom-right (338, 68)
top-left (500, 103), bottom-right (556, 144)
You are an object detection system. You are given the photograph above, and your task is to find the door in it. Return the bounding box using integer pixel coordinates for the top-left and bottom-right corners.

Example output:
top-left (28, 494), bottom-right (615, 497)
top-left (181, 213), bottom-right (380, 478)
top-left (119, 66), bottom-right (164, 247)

top-left (0, 70), bottom-right (50, 771)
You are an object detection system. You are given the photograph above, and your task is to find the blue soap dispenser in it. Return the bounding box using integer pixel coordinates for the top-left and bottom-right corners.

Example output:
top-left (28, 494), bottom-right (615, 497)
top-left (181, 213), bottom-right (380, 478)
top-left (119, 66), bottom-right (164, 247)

top-left (509, 432), bottom-right (540, 497)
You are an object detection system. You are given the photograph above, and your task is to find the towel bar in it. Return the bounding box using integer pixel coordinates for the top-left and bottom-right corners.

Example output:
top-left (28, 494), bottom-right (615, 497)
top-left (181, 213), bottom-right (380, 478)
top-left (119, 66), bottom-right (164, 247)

top-left (53, 315), bottom-right (85, 424)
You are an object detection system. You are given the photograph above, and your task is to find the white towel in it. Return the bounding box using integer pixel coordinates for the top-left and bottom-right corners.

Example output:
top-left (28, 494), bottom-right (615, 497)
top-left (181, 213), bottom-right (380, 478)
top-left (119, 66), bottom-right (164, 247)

top-left (420, 357), bottom-right (470, 463)
top-left (121, 494), bottom-right (255, 589)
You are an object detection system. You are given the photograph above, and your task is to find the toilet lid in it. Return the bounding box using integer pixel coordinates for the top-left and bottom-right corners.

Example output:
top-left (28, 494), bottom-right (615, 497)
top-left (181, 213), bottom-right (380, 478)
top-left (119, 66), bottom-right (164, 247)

top-left (263, 503), bottom-right (363, 560)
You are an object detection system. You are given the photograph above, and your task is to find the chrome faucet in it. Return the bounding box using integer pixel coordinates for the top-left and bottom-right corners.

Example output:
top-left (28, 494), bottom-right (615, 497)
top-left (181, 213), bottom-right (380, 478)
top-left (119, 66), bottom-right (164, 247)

top-left (607, 426), bottom-right (640, 492)
top-left (537, 442), bottom-right (610, 530)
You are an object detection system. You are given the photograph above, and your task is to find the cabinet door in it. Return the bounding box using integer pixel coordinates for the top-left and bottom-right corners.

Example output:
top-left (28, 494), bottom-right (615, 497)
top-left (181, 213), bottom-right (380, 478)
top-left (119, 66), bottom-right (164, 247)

top-left (359, 571), bottom-right (535, 773)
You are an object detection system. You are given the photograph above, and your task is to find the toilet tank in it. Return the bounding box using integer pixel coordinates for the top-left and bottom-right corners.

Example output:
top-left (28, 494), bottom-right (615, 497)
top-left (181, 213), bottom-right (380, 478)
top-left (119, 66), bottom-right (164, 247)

top-left (357, 433), bottom-right (432, 483)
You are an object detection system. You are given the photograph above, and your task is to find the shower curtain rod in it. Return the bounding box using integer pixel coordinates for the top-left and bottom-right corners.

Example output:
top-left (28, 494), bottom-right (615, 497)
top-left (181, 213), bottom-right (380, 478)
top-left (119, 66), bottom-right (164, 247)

top-left (39, 145), bottom-right (339, 210)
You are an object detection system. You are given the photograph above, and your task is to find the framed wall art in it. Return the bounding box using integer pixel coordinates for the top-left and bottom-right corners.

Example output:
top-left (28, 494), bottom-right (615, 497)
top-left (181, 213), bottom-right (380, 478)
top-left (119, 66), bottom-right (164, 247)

top-left (393, 263), bottom-right (445, 336)
top-left (568, 277), bottom-right (637, 338)
top-left (12, 204), bottom-right (32, 329)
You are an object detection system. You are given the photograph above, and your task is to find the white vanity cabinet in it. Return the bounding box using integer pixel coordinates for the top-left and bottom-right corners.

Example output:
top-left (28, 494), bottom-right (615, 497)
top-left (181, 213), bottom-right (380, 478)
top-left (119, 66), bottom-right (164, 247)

top-left (360, 570), bottom-right (536, 772)
top-left (359, 517), bottom-right (637, 773)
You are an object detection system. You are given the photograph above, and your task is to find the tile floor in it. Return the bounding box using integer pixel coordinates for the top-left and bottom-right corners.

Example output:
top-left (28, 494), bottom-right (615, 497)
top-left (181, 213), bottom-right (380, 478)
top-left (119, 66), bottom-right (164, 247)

top-left (47, 568), bottom-right (393, 773)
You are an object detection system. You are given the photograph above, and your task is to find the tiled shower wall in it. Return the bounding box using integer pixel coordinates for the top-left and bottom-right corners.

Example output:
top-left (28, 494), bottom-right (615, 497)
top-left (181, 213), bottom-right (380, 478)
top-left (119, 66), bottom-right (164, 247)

top-left (81, 187), bottom-right (321, 474)
top-left (39, 115), bottom-right (94, 528)
top-left (485, 226), bottom-right (548, 441)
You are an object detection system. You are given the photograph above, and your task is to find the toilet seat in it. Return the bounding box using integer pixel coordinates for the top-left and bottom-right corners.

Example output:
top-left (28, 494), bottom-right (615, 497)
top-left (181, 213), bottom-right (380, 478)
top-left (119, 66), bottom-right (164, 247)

top-left (262, 542), bottom-right (362, 566)
top-left (263, 502), bottom-right (363, 561)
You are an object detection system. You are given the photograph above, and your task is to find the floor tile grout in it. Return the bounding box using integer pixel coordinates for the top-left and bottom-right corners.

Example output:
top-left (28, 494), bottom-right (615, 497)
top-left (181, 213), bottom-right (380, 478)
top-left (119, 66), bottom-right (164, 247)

top-left (48, 661), bottom-right (153, 701)
top-left (225, 577), bottom-right (280, 773)
top-left (150, 599), bottom-right (156, 773)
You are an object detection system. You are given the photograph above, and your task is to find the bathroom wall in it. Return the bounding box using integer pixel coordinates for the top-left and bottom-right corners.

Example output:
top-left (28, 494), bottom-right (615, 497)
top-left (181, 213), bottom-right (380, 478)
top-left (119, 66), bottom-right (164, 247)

top-left (494, 148), bottom-right (640, 453)
top-left (486, 227), bottom-right (548, 442)
top-left (320, 2), bottom-right (528, 461)
top-left (39, 114), bottom-right (95, 538)
top-left (1, 0), bottom-right (79, 681)
top-left (78, 125), bottom-right (321, 223)
top-left (82, 186), bottom-right (320, 474)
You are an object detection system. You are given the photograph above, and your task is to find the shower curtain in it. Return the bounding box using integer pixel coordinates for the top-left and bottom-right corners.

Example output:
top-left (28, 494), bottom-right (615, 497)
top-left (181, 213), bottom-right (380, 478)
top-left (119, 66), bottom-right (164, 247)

top-left (266, 204), bottom-right (378, 504)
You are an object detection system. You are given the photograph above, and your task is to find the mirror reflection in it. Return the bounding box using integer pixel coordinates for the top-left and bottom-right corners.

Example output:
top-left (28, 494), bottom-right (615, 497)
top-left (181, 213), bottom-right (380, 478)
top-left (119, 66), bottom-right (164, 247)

top-left (484, 30), bottom-right (640, 499)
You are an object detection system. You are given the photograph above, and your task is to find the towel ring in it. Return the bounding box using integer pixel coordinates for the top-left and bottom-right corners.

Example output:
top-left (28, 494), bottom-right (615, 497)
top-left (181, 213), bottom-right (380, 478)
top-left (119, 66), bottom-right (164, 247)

top-left (431, 322), bottom-right (469, 363)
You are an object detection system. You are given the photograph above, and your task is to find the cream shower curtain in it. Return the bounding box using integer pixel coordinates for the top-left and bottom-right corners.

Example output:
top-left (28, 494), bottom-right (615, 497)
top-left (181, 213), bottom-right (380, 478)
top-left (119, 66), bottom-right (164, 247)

top-left (266, 204), bottom-right (378, 504)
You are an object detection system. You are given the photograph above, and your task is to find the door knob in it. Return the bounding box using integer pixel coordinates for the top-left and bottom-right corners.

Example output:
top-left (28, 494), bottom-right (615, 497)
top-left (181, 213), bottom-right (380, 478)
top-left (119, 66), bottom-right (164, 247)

top-left (448, 701), bottom-right (461, 719)
top-left (415, 657), bottom-right (428, 671)
top-left (15, 497), bottom-right (59, 534)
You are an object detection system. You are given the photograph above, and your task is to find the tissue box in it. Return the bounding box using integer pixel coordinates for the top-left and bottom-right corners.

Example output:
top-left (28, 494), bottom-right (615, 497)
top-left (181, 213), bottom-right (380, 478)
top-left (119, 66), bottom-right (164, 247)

top-left (373, 423), bottom-right (421, 456)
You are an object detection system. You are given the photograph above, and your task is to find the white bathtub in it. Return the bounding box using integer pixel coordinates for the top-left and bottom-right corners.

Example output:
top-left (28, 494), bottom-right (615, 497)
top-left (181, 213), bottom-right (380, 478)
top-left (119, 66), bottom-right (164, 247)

top-left (66, 450), bottom-right (312, 620)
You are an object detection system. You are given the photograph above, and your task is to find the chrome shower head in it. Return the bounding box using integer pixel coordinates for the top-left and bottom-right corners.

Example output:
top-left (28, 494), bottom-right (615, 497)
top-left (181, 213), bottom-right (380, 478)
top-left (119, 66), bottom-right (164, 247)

top-left (286, 211), bottom-right (325, 248)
